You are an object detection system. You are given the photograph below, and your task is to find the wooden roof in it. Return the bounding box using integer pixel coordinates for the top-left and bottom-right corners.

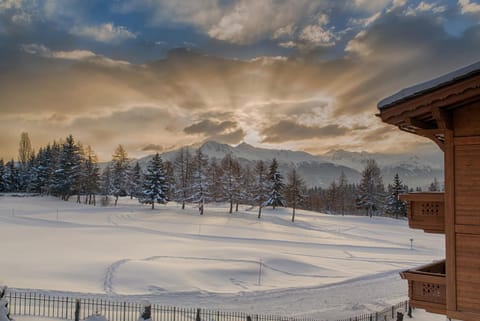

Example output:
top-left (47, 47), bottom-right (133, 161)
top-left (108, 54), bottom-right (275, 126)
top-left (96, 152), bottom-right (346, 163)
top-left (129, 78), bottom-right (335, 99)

top-left (376, 62), bottom-right (480, 151)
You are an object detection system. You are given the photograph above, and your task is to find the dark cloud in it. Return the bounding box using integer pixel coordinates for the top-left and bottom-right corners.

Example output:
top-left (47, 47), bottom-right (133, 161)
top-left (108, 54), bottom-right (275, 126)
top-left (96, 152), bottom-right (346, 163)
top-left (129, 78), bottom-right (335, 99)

top-left (184, 119), bottom-right (238, 135)
top-left (261, 120), bottom-right (349, 143)
top-left (141, 144), bottom-right (164, 152)
top-left (208, 128), bottom-right (246, 145)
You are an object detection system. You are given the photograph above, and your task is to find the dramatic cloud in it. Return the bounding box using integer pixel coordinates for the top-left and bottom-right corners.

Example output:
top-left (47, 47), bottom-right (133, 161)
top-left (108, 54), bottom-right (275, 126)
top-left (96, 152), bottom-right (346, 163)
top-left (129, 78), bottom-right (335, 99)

top-left (459, 0), bottom-right (480, 14)
top-left (0, 0), bottom-right (478, 160)
top-left (70, 23), bottom-right (137, 43)
top-left (261, 121), bottom-right (349, 143)
top-left (184, 120), bottom-right (238, 135)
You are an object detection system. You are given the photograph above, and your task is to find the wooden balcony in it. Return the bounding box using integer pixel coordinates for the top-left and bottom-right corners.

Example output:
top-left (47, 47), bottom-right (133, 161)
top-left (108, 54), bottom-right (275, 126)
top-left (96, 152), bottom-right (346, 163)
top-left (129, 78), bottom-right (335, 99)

top-left (400, 260), bottom-right (446, 315)
top-left (399, 192), bottom-right (445, 234)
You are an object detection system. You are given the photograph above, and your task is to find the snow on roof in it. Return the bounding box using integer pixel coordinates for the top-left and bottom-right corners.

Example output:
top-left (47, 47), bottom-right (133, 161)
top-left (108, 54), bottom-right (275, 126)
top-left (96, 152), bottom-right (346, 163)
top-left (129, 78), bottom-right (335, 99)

top-left (378, 60), bottom-right (480, 109)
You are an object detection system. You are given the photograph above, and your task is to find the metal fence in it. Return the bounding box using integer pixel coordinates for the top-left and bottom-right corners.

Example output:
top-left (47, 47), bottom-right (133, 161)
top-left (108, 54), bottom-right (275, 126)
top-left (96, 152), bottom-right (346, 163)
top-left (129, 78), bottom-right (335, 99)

top-left (5, 291), bottom-right (408, 321)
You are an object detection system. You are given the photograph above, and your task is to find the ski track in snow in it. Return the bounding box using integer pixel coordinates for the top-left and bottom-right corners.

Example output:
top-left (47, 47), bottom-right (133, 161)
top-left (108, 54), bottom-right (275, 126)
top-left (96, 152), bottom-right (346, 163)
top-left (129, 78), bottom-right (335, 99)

top-left (104, 259), bottom-right (130, 295)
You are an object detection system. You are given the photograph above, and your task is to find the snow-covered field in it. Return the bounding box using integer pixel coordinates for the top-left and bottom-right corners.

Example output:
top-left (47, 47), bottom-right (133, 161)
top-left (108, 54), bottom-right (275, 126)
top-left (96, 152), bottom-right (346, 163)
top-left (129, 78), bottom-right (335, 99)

top-left (0, 195), bottom-right (445, 320)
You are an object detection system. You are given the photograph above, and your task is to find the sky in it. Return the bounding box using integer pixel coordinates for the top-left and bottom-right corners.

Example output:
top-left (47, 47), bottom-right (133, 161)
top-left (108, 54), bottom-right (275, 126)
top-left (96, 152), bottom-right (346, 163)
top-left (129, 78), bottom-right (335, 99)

top-left (1, 0), bottom-right (480, 161)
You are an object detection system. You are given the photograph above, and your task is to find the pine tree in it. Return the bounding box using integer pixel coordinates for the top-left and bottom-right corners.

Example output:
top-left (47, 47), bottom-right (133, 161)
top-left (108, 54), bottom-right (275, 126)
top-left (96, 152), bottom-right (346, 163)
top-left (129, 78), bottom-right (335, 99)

top-left (140, 153), bottom-right (168, 209)
top-left (4, 160), bottom-right (19, 192)
top-left (174, 148), bottom-right (192, 210)
top-left (221, 154), bottom-right (237, 213)
top-left (240, 165), bottom-right (255, 207)
top-left (337, 171), bottom-right (349, 216)
top-left (51, 135), bottom-right (81, 200)
top-left (207, 159), bottom-right (223, 203)
top-left (285, 169), bottom-right (306, 222)
top-left (429, 177), bottom-right (440, 191)
top-left (357, 159), bottom-right (385, 217)
top-left (128, 162), bottom-right (143, 199)
top-left (111, 145), bottom-right (130, 206)
top-left (100, 165), bottom-right (113, 204)
top-left (265, 158), bottom-right (286, 209)
top-left (191, 148), bottom-right (209, 215)
top-left (84, 146), bottom-right (100, 205)
top-left (0, 159), bottom-right (5, 192)
top-left (385, 173), bottom-right (407, 218)
top-left (164, 160), bottom-right (176, 202)
top-left (254, 160), bottom-right (270, 218)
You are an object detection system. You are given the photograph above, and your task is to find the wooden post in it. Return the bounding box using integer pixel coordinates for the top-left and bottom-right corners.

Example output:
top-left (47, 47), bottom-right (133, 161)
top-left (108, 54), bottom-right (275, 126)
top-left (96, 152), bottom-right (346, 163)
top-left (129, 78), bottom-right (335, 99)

top-left (74, 299), bottom-right (80, 321)
top-left (196, 308), bottom-right (201, 321)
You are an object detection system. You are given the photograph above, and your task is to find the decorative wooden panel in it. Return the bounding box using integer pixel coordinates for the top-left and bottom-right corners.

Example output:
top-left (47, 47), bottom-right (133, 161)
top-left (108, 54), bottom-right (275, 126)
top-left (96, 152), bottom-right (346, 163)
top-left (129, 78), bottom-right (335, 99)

top-left (456, 234), bottom-right (480, 313)
top-left (400, 260), bottom-right (446, 315)
top-left (400, 193), bottom-right (445, 233)
top-left (454, 143), bottom-right (480, 226)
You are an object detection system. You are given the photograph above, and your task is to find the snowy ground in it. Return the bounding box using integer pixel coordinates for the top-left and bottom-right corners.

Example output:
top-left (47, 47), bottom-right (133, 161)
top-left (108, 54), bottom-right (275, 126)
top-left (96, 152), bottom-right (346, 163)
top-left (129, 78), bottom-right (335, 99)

top-left (0, 195), bottom-right (445, 320)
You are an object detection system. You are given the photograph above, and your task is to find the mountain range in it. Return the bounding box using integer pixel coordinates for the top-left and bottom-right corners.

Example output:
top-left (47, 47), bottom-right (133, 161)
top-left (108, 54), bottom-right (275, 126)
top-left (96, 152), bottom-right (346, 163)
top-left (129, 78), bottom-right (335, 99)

top-left (136, 141), bottom-right (444, 189)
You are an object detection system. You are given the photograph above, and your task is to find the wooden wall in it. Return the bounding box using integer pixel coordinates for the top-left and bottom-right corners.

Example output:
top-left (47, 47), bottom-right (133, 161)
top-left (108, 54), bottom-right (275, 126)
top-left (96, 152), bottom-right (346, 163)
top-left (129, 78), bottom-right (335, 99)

top-left (449, 102), bottom-right (480, 319)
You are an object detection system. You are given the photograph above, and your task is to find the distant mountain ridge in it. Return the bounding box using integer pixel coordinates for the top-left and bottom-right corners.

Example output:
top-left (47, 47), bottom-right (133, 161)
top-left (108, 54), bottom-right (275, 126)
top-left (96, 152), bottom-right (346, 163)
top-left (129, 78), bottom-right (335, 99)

top-left (135, 141), bottom-right (443, 189)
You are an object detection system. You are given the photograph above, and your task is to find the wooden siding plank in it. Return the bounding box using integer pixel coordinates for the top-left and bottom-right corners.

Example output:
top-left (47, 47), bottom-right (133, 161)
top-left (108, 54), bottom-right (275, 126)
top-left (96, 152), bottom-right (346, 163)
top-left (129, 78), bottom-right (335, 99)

top-left (445, 129), bottom-right (457, 311)
top-left (456, 234), bottom-right (480, 313)
top-left (454, 144), bottom-right (480, 225)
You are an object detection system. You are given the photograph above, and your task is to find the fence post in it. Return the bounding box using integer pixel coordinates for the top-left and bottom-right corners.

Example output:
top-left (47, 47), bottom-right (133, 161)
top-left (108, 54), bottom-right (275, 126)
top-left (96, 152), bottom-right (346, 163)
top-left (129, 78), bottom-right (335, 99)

top-left (75, 299), bottom-right (80, 321)
top-left (123, 302), bottom-right (126, 321)
top-left (247, 315), bottom-right (252, 321)
top-left (196, 308), bottom-right (201, 321)
top-left (392, 306), bottom-right (394, 319)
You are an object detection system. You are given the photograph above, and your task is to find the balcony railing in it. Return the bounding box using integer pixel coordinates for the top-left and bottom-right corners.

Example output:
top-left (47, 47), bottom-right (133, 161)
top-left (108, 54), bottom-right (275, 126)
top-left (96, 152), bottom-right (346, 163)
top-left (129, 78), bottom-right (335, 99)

top-left (399, 192), bottom-right (445, 233)
top-left (400, 260), bottom-right (446, 315)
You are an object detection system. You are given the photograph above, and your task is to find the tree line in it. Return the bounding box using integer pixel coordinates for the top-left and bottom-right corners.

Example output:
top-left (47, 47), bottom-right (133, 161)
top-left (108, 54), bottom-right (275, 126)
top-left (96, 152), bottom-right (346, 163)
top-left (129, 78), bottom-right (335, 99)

top-left (0, 133), bottom-right (442, 219)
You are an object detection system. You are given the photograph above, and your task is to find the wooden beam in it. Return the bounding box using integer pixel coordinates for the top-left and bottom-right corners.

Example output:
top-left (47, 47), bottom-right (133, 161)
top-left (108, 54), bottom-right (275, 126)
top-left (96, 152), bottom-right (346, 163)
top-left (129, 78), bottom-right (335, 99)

top-left (398, 126), bottom-right (446, 151)
top-left (405, 117), bottom-right (436, 129)
top-left (432, 108), bottom-right (453, 130)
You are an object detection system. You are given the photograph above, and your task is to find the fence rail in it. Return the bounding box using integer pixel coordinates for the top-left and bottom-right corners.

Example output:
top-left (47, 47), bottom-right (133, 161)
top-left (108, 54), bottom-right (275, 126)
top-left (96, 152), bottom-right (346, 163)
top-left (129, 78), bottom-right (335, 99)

top-left (5, 291), bottom-right (408, 321)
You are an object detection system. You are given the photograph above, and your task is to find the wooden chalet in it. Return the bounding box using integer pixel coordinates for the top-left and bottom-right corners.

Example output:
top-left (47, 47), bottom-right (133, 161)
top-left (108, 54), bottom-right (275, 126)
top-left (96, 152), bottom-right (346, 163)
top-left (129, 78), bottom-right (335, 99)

top-left (377, 61), bottom-right (480, 321)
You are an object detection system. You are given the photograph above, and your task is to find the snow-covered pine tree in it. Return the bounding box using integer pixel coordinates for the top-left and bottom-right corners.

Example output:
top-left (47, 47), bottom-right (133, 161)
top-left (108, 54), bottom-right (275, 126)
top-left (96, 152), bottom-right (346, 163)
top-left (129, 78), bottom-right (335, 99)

top-left (357, 159), bottom-right (385, 217)
top-left (164, 160), bottom-right (176, 202)
top-left (337, 171), bottom-right (349, 216)
top-left (128, 162), bottom-right (143, 199)
top-left (191, 148), bottom-right (210, 215)
top-left (207, 159), bottom-right (223, 203)
top-left (221, 154), bottom-right (236, 213)
top-left (4, 160), bottom-right (19, 192)
top-left (254, 160), bottom-right (270, 218)
top-left (240, 165), bottom-right (255, 207)
top-left (51, 135), bottom-right (81, 200)
top-left (140, 153), bottom-right (168, 209)
top-left (265, 158), bottom-right (286, 210)
top-left (111, 145), bottom-right (130, 206)
top-left (326, 180), bottom-right (338, 213)
top-left (232, 161), bottom-right (242, 212)
top-left (100, 165), bottom-right (113, 204)
top-left (285, 168), bottom-right (306, 222)
top-left (84, 146), bottom-right (100, 205)
top-left (173, 148), bottom-right (192, 210)
top-left (384, 173), bottom-right (407, 218)
top-left (0, 159), bottom-right (5, 193)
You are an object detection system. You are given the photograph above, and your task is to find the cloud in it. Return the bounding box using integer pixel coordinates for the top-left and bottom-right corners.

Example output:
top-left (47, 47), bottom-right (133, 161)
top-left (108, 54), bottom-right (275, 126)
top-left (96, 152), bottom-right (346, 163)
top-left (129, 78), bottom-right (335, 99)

top-left (20, 43), bottom-right (131, 66)
top-left (459, 0), bottom-right (480, 14)
top-left (299, 24), bottom-right (338, 47)
top-left (405, 1), bottom-right (447, 16)
top-left (261, 120), bottom-right (349, 143)
top-left (184, 119), bottom-right (238, 135)
top-left (70, 22), bottom-right (137, 43)
top-left (209, 128), bottom-right (246, 145)
top-left (142, 144), bottom-right (164, 152)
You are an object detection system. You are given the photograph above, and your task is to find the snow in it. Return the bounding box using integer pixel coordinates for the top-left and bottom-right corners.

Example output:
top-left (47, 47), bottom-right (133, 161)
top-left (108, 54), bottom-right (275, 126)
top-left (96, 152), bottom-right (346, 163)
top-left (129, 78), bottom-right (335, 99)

top-left (378, 60), bottom-right (480, 109)
top-left (0, 195), bottom-right (445, 320)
